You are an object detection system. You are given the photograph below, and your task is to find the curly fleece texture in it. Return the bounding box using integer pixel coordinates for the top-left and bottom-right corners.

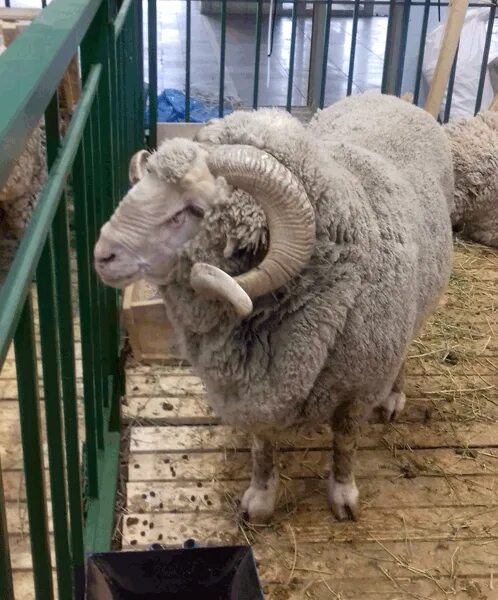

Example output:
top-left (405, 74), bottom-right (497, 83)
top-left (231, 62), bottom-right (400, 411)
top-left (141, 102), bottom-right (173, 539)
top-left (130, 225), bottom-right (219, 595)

top-left (159, 92), bottom-right (454, 431)
top-left (443, 110), bottom-right (498, 247)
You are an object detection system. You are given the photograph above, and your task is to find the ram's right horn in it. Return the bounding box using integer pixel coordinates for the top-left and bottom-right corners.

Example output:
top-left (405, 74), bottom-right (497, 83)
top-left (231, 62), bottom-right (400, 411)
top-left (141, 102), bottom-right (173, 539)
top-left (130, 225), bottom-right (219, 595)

top-left (189, 145), bottom-right (316, 316)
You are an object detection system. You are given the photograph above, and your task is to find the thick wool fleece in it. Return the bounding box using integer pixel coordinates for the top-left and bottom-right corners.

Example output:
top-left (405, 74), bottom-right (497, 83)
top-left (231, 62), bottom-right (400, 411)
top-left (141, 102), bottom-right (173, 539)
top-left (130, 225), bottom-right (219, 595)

top-left (0, 124), bottom-right (46, 239)
top-left (443, 110), bottom-right (498, 247)
top-left (160, 92), bottom-right (454, 431)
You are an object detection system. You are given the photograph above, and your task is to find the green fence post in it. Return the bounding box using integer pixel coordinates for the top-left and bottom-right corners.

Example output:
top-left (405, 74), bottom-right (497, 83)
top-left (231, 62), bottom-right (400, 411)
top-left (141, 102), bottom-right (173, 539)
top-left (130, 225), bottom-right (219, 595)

top-left (148, 0), bottom-right (158, 148)
top-left (37, 91), bottom-right (74, 600)
top-left (14, 294), bottom-right (54, 600)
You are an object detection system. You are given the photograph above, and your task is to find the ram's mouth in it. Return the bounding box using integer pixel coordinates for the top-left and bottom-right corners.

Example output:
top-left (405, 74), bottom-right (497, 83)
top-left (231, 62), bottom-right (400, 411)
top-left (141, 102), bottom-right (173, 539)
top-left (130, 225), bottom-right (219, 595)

top-left (95, 270), bottom-right (140, 289)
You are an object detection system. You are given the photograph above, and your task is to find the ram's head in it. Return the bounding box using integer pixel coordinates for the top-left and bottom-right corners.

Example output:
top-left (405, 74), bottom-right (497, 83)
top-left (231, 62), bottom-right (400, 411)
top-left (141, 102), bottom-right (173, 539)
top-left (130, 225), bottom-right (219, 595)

top-left (94, 135), bottom-right (315, 317)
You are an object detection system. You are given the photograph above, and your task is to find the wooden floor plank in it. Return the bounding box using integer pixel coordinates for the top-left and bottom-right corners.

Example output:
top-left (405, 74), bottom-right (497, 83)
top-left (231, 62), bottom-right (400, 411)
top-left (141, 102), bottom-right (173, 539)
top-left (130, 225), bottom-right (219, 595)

top-left (122, 505), bottom-right (498, 546)
top-left (127, 474), bottom-right (498, 514)
top-left (128, 447), bottom-right (498, 483)
top-left (129, 421), bottom-right (498, 454)
top-left (124, 393), bottom-right (498, 427)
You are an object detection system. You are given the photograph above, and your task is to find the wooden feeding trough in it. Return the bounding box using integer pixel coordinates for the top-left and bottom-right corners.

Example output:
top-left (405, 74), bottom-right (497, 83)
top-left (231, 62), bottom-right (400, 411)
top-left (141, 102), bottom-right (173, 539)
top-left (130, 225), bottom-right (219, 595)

top-left (122, 280), bottom-right (182, 364)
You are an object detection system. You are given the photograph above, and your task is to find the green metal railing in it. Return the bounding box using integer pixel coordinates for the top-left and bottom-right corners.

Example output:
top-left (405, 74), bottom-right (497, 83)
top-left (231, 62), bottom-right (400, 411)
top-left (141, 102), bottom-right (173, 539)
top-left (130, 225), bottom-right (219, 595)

top-left (0, 0), bottom-right (144, 598)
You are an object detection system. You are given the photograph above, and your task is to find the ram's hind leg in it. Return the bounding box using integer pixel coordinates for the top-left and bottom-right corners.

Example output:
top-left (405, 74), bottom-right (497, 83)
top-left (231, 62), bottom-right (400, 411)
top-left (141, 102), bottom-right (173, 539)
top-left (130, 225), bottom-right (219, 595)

top-left (328, 399), bottom-right (362, 521)
top-left (379, 363), bottom-right (406, 423)
top-left (240, 434), bottom-right (279, 524)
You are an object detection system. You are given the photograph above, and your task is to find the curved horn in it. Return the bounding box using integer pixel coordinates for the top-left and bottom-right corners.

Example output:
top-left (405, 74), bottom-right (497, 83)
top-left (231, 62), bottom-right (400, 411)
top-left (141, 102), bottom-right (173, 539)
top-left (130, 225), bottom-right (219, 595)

top-left (128, 150), bottom-right (151, 185)
top-left (190, 145), bottom-right (315, 317)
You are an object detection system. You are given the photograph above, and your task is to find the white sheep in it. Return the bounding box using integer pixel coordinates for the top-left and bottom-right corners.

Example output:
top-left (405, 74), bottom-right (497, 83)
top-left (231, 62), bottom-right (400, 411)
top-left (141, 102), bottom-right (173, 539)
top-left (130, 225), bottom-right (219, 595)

top-left (443, 107), bottom-right (498, 247)
top-left (94, 92), bottom-right (454, 523)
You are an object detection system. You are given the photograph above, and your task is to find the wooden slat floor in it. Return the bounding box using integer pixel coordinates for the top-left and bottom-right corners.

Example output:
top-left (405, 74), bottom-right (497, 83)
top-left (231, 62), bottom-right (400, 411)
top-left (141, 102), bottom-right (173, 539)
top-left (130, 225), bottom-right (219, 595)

top-left (123, 241), bottom-right (498, 600)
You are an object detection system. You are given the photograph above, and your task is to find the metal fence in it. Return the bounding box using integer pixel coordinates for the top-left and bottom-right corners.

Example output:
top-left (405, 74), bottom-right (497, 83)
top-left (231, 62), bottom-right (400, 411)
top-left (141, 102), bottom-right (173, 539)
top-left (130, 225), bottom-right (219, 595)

top-left (145, 0), bottom-right (497, 140)
top-left (0, 0), bottom-right (143, 598)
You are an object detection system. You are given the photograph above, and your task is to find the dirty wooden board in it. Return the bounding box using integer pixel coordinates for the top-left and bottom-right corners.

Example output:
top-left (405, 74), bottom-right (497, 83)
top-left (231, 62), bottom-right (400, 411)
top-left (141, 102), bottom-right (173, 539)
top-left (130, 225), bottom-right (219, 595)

top-left (122, 240), bottom-right (498, 599)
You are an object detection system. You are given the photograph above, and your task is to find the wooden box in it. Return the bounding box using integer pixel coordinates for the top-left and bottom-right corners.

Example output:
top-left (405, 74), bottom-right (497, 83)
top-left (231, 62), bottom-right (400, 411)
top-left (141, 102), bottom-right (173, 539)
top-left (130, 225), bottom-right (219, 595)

top-left (122, 280), bottom-right (183, 364)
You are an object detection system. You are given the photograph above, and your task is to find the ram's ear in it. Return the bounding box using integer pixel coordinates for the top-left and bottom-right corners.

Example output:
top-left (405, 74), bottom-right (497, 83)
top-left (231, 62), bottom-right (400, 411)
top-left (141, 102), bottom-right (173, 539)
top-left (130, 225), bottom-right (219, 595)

top-left (128, 150), bottom-right (151, 185)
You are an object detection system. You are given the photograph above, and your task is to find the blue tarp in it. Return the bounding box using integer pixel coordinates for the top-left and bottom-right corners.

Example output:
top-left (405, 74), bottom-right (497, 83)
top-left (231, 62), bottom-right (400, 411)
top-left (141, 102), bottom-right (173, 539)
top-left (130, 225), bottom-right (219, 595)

top-left (144, 88), bottom-right (233, 124)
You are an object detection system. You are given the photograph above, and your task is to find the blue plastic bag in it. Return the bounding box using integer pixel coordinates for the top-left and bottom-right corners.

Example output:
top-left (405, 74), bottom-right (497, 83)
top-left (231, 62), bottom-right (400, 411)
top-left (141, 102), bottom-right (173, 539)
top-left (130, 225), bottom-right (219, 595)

top-left (144, 88), bottom-right (233, 124)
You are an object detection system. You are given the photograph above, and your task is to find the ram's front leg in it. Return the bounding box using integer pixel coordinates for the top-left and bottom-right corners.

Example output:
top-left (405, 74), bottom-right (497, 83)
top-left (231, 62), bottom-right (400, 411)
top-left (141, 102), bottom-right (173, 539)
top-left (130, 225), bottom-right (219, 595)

top-left (328, 400), bottom-right (362, 521)
top-left (240, 434), bottom-right (279, 524)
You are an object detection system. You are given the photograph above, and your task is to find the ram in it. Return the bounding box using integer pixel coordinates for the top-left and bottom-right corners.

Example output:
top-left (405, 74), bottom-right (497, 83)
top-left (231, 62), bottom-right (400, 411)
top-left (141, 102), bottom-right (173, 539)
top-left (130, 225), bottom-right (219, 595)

top-left (95, 92), bottom-right (454, 523)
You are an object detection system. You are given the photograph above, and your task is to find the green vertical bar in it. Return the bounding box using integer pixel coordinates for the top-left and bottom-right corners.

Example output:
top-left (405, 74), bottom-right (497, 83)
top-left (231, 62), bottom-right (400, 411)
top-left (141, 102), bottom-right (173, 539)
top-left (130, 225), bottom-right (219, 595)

top-left (219, 0), bottom-right (227, 118)
top-left (395, 0), bottom-right (411, 97)
top-left (444, 45), bottom-right (459, 123)
top-left (474, 3), bottom-right (496, 114)
top-left (381, 0), bottom-right (396, 94)
top-left (109, 13), bottom-right (122, 200)
top-left (135, 0), bottom-right (145, 149)
top-left (413, 0), bottom-right (431, 105)
top-left (148, 0), bottom-right (157, 148)
top-left (93, 102), bottom-right (110, 418)
top-left (286, 1), bottom-right (298, 112)
top-left (89, 102), bottom-right (106, 449)
top-left (94, 9), bottom-right (118, 417)
top-left (115, 35), bottom-right (125, 190)
top-left (186, 0), bottom-right (191, 122)
top-left (14, 293), bottom-right (54, 600)
top-left (82, 15), bottom-right (108, 450)
top-left (126, 10), bottom-right (134, 157)
top-left (347, 0), bottom-right (360, 96)
top-left (80, 36), bottom-right (105, 454)
top-left (319, 0), bottom-right (332, 109)
top-left (40, 93), bottom-right (74, 599)
top-left (72, 134), bottom-right (99, 498)
top-left (121, 33), bottom-right (128, 182)
top-left (52, 196), bottom-right (85, 595)
top-left (253, 0), bottom-right (262, 110)
top-left (37, 236), bottom-right (73, 600)
top-left (0, 459), bottom-right (14, 600)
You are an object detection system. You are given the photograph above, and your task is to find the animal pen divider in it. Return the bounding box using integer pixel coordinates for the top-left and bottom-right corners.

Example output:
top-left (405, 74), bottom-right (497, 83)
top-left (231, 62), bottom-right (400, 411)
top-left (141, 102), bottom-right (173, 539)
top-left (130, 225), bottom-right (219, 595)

top-left (145, 0), bottom-right (497, 146)
top-left (0, 0), bottom-right (144, 598)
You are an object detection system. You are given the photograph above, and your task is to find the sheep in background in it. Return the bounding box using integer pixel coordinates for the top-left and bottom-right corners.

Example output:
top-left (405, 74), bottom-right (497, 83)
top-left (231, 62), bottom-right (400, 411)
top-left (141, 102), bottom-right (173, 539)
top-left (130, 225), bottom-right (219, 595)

top-left (94, 92), bottom-right (454, 523)
top-left (0, 123), bottom-right (46, 240)
top-left (443, 107), bottom-right (498, 248)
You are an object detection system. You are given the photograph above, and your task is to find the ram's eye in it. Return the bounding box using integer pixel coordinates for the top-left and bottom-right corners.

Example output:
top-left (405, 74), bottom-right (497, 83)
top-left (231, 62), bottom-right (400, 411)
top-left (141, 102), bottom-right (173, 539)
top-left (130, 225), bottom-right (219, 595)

top-left (188, 205), bottom-right (205, 218)
top-left (169, 210), bottom-right (186, 227)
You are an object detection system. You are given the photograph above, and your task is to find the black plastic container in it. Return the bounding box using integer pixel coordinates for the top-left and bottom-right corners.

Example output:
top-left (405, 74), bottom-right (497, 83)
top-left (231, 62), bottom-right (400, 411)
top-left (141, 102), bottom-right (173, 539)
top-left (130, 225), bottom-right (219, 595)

top-left (84, 541), bottom-right (264, 599)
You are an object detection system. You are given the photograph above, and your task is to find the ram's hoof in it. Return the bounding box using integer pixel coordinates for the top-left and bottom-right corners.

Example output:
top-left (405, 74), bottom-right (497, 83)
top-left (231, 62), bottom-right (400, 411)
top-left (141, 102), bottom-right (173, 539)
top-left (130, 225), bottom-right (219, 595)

top-left (328, 476), bottom-right (359, 521)
top-left (380, 391), bottom-right (406, 423)
top-left (240, 470), bottom-right (279, 524)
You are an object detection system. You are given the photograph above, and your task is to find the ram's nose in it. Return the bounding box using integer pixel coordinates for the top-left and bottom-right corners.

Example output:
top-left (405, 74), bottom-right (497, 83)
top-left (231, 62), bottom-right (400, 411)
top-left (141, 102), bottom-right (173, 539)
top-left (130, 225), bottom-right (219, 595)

top-left (94, 237), bottom-right (117, 266)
